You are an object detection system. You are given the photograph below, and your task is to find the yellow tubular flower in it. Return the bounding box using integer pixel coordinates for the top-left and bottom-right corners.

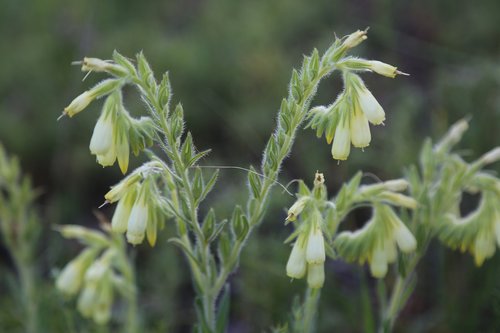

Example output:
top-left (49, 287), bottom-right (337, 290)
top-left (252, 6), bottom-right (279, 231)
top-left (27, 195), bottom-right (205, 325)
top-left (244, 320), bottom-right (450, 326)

top-left (307, 263), bottom-right (325, 288)
top-left (286, 235), bottom-right (307, 279)
top-left (350, 103), bottom-right (371, 148)
top-left (126, 190), bottom-right (149, 245)
top-left (331, 113), bottom-right (351, 160)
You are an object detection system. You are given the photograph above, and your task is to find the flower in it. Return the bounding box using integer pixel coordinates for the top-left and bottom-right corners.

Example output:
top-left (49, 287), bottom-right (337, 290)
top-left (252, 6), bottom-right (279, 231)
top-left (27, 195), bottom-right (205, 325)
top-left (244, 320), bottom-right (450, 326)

top-left (90, 110), bottom-right (114, 156)
top-left (331, 115), bottom-right (351, 160)
top-left (393, 222), bottom-right (417, 253)
top-left (64, 91), bottom-right (95, 117)
top-left (286, 234), bottom-right (307, 279)
top-left (56, 248), bottom-right (96, 295)
top-left (367, 60), bottom-right (401, 78)
top-left (126, 189), bottom-right (149, 245)
top-left (356, 87), bottom-right (385, 125)
top-left (305, 224), bottom-right (326, 264)
top-left (370, 243), bottom-right (388, 278)
top-left (350, 104), bottom-right (371, 148)
top-left (307, 263), bottom-right (325, 288)
top-left (286, 197), bottom-right (309, 222)
top-left (342, 29), bottom-right (368, 49)
top-left (111, 185), bottom-right (138, 233)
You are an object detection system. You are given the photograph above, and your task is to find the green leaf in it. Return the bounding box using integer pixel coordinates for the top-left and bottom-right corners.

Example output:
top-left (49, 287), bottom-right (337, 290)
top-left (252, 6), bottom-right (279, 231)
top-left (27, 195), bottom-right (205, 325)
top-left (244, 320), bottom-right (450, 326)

top-left (231, 206), bottom-right (249, 241)
top-left (112, 50), bottom-right (136, 75)
top-left (215, 285), bottom-right (231, 333)
top-left (309, 48), bottom-right (320, 79)
top-left (181, 133), bottom-right (195, 166)
top-left (247, 166), bottom-right (262, 199)
top-left (198, 169), bottom-right (219, 204)
top-left (202, 208), bottom-right (216, 243)
top-left (158, 72), bottom-right (171, 113)
top-left (170, 103), bottom-right (185, 142)
top-left (217, 231), bottom-right (232, 264)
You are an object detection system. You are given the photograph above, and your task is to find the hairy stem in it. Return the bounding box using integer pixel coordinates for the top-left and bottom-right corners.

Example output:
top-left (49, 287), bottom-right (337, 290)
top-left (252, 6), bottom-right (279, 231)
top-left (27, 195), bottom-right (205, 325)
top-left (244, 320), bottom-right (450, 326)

top-left (302, 287), bottom-right (321, 333)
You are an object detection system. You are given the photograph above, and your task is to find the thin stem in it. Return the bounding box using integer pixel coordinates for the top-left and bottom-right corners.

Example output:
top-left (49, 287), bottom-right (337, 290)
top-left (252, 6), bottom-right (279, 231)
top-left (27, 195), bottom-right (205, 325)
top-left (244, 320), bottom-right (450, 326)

top-left (17, 260), bottom-right (37, 333)
top-left (214, 66), bottom-right (332, 297)
top-left (302, 287), bottom-right (321, 333)
top-left (380, 254), bottom-right (420, 333)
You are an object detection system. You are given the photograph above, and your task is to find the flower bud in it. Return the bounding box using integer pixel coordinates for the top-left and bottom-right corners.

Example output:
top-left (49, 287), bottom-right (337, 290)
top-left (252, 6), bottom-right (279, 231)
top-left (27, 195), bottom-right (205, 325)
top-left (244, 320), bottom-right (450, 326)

top-left (307, 263), bottom-right (325, 288)
top-left (105, 173), bottom-right (141, 203)
top-left (286, 197), bottom-right (309, 222)
top-left (82, 57), bottom-right (128, 77)
top-left (434, 119), bottom-right (468, 154)
top-left (382, 179), bottom-right (409, 192)
top-left (306, 225), bottom-right (325, 264)
top-left (64, 91), bottom-right (94, 117)
top-left (367, 60), bottom-right (406, 78)
top-left (384, 239), bottom-right (397, 263)
top-left (286, 237), bottom-right (307, 279)
top-left (342, 29), bottom-right (368, 49)
top-left (380, 192), bottom-right (418, 209)
top-left (331, 120), bottom-right (351, 160)
top-left (479, 147), bottom-right (500, 165)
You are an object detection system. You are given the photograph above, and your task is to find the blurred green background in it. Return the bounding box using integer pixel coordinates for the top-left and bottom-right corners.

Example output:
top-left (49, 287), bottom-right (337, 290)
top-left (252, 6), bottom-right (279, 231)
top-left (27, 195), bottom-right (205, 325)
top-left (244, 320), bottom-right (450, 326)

top-left (1, 0), bottom-right (499, 332)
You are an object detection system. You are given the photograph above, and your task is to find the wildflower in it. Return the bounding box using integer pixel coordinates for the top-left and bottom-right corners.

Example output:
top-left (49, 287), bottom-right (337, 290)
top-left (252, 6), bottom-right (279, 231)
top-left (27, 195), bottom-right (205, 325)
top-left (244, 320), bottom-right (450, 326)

top-left (62, 79), bottom-right (121, 118)
top-left (370, 243), bottom-right (388, 278)
top-left (56, 248), bottom-right (96, 295)
top-left (350, 104), bottom-right (371, 148)
top-left (90, 109), bottom-right (114, 156)
top-left (105, 173), bottom-right (141, 203)
top-left (393, 222), bottom-right (417, 253)
top-left (286, 197), bottom-right (309, 222)
top-left (355, 87), bottom-right (385, 125)
top-left (126, 186), bottom-right (149, 245)
top-left (331, 114), bottom-right (351, 160)
top-left (305, 224), bottom-right (326, 264)
top-left (367, 60), bottom-right (406, 78)
top-left (342, 29), bottom-right (368, 50)
top-left (307, 263), bottom-right (325, 288)
top-left (334, 204), bottom-right (417, 278)
top-left (286, 234), bottom-right (307, 279)
top-left (111, 185), bottom-right (138, 233)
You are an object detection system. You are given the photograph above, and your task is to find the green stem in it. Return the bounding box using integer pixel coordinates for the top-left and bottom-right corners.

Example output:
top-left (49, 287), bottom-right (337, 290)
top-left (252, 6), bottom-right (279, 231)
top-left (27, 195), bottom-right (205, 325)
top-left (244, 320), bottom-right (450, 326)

top-left (213, 66), bottom-right (333, 297)
top-left (302, 287), bottom-right (321, 333)
top-left (16, 256), bottom-right (37, 333)
top-left (380, 255), bottom-right (420, 333)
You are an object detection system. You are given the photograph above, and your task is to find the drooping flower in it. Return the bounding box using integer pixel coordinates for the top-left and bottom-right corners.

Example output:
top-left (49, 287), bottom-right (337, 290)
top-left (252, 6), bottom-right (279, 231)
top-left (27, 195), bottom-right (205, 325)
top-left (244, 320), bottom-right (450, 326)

top-left (56, 248), bottom-right (97, 295)
top-left (331, 112), bottom-right (351, 160)
top-left (126, 191), bottom-right (149, 245)
top-left (350, 103), bottom-right (371, 148)
top-left (286, 234), bottom-right (307, 279)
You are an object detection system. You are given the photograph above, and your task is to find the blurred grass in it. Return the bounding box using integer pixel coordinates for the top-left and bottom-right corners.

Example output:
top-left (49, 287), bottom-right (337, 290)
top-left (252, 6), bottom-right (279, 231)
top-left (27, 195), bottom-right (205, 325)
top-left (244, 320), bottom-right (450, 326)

top-left (0, 0), bottom-right (499, 332)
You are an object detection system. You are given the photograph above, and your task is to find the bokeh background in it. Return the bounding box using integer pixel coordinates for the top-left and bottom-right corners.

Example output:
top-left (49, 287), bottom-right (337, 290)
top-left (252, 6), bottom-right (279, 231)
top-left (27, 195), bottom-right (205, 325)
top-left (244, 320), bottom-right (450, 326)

top-left (1, 0), bottom-right (500, 332)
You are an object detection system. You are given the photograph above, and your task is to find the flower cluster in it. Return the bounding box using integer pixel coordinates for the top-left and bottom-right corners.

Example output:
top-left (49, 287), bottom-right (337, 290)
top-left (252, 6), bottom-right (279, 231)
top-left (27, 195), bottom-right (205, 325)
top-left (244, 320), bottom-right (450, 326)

top-left (334, 204), bottom-right (417, 278)
top-left (62, 55), bottom-right (155, 174)
top-left (307, 36), bottom-right (407, 160)
top-left (438, 179), bottom-right (500, 266)
top-left (104, 162), bottom-right (169, 246)
top-left (285, 173), bottom-right (329, 288)
top-left (286, 208), bottom-right (327, 288)
top-left (55, 226), bottom-right (133, 324)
